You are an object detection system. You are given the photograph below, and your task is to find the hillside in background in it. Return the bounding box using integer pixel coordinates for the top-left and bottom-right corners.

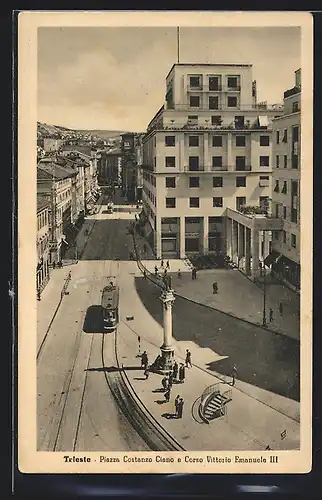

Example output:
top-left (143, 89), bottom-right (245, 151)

top-left (76, 129), bottom-right (129, 140)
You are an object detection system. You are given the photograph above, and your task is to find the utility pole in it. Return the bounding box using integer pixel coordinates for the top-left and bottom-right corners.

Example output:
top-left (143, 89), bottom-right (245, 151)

top-left (262, 231), bottom-right (267, 327)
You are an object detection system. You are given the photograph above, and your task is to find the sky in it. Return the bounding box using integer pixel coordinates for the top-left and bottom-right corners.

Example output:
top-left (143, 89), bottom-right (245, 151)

top-left (38, 26), bottom-right (301, 132)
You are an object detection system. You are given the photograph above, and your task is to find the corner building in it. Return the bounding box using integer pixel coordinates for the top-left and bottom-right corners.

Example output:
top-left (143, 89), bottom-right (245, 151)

top-left (142, 63), bottom-right (283, 260)
top-left (271, 69), bottom-right (301, 291)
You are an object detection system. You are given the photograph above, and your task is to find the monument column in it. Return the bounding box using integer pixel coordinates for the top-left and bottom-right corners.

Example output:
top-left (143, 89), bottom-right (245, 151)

top-left (157, 287), bottom-right (175, 373)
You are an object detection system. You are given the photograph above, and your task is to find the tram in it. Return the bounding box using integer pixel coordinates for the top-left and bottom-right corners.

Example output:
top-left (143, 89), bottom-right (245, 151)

top-left (101, 279), bottom-right (119, 332)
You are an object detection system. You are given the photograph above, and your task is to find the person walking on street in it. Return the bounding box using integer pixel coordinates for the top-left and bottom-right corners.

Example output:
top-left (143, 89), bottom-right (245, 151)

top-left (185, 349), bottom-right (192, 368)
top-left (231, 364), bottom-right (237, 386)
top-left (161, 259), bottom-right (164, 268)
top-left (164, 387), bottom-right (171, 402)
top-left (154, 265), bottom-right (158, 276)
top-left (172, 361), bottom-right (178, 381)
top-left (37, 289), bottom-right (41, 301)
top-left (166, 260), bottom-right (170, 269)
top-left (177, 269), bottom-right (182, 278)
top-left (143, 270), bottom-right (147, 279)
top-left (161, 376), bottom-right (168, 391)
top-left (175, 395), bottom-right (180, 417)
top-left (141, 351), bottom-right (148, 370)
top-left (178, 363), bottom-right (185, 383)
top-left (279, 302), bottom-right (284, 317)
top-left (212, 282), bottom-right (218, 294)
top-left (52, 261), bottom-right (56, 270)
top-left (269, 308), bottom-right (274, 322)
top-left (177, 398), bottom-right (184, 418)
top-left (144, 365), bottom-right (150, 379)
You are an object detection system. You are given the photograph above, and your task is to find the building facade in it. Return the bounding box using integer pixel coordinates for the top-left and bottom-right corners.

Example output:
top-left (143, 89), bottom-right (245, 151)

top-left (142, 63), bottom-right (283, 261)
top-left (271, 69), bottom-right (301, 291)
top-left (37, 194), bottom-right (50, 292)
top-left (121, 133), bottom-right (137, 201)
top-left (37, 164), bottom-right (73, 262)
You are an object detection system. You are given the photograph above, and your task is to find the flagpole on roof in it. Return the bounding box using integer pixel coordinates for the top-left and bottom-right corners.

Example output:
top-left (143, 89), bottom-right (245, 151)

top-left (177, 27), bottom-right (180, 64)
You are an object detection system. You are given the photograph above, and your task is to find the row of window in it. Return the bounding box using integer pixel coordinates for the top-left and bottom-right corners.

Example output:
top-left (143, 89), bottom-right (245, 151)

top-left (143, 171), bottom-right (156, 186)
top-left (188, 95), bottom-right (240, 109)
top-left (164, 135), bottom-right (270, 147)
top-left (161, 155), bottom-right (270, 168)
top-left (273, 230), bottom-right (297, 248)
top-left (37, 234), bottom-right (49, 256)
top-left (275, 126), bottom-right (299, 144)
top-left (165, 196), bottom-right (269, 209)
top-left (274, 155), bottom-right (299, 169)
top-left (143, 185), bottom-right (156, 207)
top-left (37, 209), bottom-right (49, 231)
top-left (189, 75), bottom-right (240, 90)
top-left (165, 175), bottom-right (270, 189)
top-left (274, 202), bottom-right (298, 224)
top-left (273, 179), bottom-right (298, 195)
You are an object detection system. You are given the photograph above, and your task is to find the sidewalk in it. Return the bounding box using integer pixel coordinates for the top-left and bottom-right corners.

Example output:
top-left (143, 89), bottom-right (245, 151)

top-left (37, 267), bottom-right (72, 351)
top-left (167, 268), bottom-right (300, 341)
top-left (117, 268), bottom-right (300, 451)
top-left (117, 319), bottom-right (300, 451)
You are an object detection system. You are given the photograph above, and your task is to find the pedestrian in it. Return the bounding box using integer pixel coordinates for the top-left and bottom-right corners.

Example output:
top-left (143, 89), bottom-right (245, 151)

top-left (177, 398), bottom-right (184, 418)
top-left (52, 261), bottom-right (56, 269)
top-left (163, 268), bottom-right (167, 276)
top-left (175, 394), bottom-right (180, 416)
top-left (154, 265), bottom-right (158, 276)
top-left (144, 365), bottom-right (150, 379)
top-left (172, 361), bottom-right (179, 381)
top-left (161, 259), bottom-right (164, 268)
top-left (141, 351), bottom-right (148, 370)
top-left (37, 289), bottom-right (41, 301)
top-left (178, 363), bottom-right (185, 383)
top-left (143, 270), bottom-right (147, 279)
top-left (168, 372), bottom-right (173, 389)
top-left (166, 260), bottom-right (170, 269)
top-left (269, 308), bottom-right (274, 322)
top-left (161, 376), bottom-right (168, 391)
top-left (177, 269), bottom-right (182, 278)
top-left (231, 364), bottom-right (237, 386)
top-left (212, 282), bottom-right (218, 294)
top-left (164, 388), bottom-right (171, 402)
top-left (185, 349), bottom-right (192, 368)
top-left (279, 302), bottom-right (284, 317)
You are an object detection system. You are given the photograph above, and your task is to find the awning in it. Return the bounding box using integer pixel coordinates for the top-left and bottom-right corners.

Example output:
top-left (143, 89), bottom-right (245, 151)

top-left (264, 250), bottom-right (280, 267)
top-left (258, 115), bottom-right (269, 127)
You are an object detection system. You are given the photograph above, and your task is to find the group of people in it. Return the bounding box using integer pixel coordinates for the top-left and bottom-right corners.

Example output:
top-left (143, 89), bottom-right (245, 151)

top-left (268, 302), bottom-right (284, 323)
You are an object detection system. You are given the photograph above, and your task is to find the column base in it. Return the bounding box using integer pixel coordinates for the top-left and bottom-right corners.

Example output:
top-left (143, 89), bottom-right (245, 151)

top-left (151, 345), bottom-right (175, 375)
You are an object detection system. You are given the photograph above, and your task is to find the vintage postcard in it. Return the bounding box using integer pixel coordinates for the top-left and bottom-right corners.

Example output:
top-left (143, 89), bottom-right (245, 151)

top-left (18, 11), bottom-right (313, 474)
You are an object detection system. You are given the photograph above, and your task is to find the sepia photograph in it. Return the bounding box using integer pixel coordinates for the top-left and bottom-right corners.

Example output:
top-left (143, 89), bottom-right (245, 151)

top-left (18, 11), bottom-right (313, 474)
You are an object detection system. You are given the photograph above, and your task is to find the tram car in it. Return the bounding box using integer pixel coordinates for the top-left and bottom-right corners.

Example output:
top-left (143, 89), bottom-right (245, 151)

top-left (101, 279), bottom-right (119, 332)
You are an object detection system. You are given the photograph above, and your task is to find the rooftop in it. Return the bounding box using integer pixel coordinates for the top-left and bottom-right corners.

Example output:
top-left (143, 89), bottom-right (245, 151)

top-left (166, 62), bottom-right (252, 79)
top-left (37, 163), bottom-right (73, 181)
top-left (37, 193), bottom-right (50, 212)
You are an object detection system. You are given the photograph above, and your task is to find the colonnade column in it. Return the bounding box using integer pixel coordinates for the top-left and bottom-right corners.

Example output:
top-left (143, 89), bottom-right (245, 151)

top-left (251, 228), bottom-right (260, 280)
top-left (238, 223), bottom-right (244, 264)
top-left (245, 227), bottom-right (251, 275)
top-left (226, 218), bottom-right (232, 259)
top-left (203, 216), bottom-right (209, 255)
top-left (179, 216), bottom-right (185, 259)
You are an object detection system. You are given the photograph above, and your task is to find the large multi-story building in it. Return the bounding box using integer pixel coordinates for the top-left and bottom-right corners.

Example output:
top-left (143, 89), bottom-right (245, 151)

top-left (36, 194), bottom-right (50, 292)
top-left (121, 133), bottom-right (136, 201)
top-left (142, 63), bottom-right (284, 264)
top-left (271, 69), bottom-right (301, 291)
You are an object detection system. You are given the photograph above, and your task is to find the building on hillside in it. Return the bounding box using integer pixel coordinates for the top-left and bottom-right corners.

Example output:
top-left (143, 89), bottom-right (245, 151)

top-left (43, 137), bottom-right (63, 152)
top-left (37, 164), bottom-right (73, 262)
top-left (37, 194), bottom-right (50, 293)
top-left (142, 63), bottom-right (284, 277)
top-left (60, 145), bottom-right (100, 212)
top-left (270, 69), bottom-right (301, 291)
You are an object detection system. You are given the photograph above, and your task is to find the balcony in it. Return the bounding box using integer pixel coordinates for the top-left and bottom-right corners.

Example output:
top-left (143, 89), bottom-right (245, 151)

top-left (163, 103), bottom-right (283, 112)
top-left (187, 85), bottom-right (241, 92)
top-left (235, 165), bottom-right (252, 172)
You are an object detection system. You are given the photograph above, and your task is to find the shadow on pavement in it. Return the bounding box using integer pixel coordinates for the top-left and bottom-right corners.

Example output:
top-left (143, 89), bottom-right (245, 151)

top-left (86, 366), bottom-right (120, 373)
top-left (134, 276), bottom-right (300, 402)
